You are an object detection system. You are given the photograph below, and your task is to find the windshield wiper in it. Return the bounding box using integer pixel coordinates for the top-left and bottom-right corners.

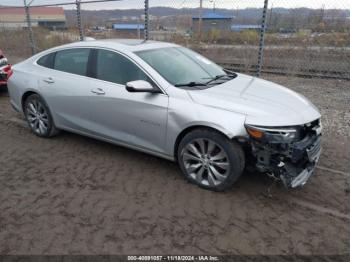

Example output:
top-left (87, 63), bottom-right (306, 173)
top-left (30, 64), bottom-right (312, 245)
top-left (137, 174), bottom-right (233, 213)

top-left (174, 82), bottom-right (207, 87)
top-left (205, 73), bottom-right (237, 85)
top-left (175, 72), bottom-right (237, 87)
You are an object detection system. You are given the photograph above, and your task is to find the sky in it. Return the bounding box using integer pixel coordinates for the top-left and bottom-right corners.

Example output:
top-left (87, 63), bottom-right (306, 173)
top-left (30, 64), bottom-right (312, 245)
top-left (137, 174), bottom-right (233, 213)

top-left (0, 0), bottom-right (349, 10)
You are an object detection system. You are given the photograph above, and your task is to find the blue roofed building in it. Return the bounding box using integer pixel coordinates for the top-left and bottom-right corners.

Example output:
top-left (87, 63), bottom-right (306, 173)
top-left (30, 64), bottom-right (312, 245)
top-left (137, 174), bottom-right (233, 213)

top-left (112, 23), bottom-right (145, 38)
top-left (192, 11), bottom-right (234, 33)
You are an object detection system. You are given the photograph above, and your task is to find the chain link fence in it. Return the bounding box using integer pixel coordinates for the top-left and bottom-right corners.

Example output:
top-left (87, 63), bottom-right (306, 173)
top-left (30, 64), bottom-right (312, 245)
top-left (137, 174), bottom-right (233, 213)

top-left (0, 0), bottom-right (349, 79)
top-left (262, 0), bottom-right (350, 80)
top-left (147, 0), bottom-right (350, 80)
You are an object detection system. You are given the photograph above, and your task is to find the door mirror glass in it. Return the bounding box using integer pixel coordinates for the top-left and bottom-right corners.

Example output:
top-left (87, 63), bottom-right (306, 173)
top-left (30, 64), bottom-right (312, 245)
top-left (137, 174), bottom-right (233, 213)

top-left (126, 80), bottom-right (159, 93)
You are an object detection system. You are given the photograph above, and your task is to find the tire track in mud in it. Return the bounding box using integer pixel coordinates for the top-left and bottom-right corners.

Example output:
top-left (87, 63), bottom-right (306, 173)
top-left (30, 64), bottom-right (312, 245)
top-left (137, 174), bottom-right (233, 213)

top-left (288, 197), bottom-right (350, 221)
top-left (317, 166), bottom-right (350, 178)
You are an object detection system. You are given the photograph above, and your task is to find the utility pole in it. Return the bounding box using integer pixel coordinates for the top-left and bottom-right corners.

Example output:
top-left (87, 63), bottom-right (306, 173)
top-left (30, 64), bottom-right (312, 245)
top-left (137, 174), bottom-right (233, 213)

top-left (320, 4), bottom-right (325, 23)
top-left (76, 0), bottom-right (84, 41)
top-left (24, 0), bottom-right (36, 55)
top-left (137, 20), bottom-right (141, 39)
top-left (198, 0), bottom-right (203, 42)
top-left (257, 0), bottom-right (269, 77)
top-left (269, 3), bottom-right (273, 29)
top-left (144, 0), bottom-right (149, 40)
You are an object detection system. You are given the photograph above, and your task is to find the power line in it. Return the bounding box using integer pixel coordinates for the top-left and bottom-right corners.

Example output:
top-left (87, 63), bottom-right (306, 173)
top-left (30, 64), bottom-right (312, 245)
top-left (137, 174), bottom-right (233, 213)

top-left (0, 0), bottom-right (123, 8)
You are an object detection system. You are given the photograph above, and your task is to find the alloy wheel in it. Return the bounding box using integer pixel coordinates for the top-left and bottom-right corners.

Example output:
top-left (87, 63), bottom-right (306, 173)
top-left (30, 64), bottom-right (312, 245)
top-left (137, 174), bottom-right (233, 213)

top-left (26, 99), bottom-right (49, 135)
top-left (181, 138), bottom-right (230, 187)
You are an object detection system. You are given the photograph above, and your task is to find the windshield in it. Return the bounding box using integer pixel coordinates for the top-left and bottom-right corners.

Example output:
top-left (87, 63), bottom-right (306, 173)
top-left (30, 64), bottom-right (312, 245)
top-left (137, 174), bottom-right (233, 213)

top-left (136, 47), bottom-right (228, 87)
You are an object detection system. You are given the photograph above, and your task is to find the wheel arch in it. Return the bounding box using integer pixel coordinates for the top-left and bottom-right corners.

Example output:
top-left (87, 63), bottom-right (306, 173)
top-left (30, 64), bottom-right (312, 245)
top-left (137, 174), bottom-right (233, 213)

top-left (21, 90), bottom-right (57, 126)
top-left (173, 124), bottom-right (234, 162)
top-left (21, 90), bottom-right (60, 137)
top-left (21, 90), bottom-right (39, 112)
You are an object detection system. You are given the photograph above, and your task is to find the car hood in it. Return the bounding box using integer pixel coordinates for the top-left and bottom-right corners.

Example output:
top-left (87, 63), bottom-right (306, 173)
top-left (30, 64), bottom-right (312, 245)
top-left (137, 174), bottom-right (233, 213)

top-left (187, 73), bottom-right (321, 126)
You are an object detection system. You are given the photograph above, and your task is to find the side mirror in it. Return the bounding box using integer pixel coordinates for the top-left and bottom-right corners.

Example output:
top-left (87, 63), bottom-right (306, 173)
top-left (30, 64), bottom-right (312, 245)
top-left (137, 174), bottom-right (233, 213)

top-left (126, 80), bottom-right (160, 93)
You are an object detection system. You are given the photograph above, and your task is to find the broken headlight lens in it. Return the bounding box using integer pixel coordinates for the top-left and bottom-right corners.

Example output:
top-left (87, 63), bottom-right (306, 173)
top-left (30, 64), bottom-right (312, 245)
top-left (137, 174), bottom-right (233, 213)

top-left (245, 125), bottom-right (298, 143)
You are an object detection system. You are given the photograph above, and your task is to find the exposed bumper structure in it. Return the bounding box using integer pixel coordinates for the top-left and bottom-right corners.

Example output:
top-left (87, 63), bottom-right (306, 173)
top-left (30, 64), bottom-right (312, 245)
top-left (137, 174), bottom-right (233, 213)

top-left (289, 164), bottom-right (316, 188)
top-left (278, 136), bottom-right (322, 188)
top-left (247, 119), bottom-right (322, 188)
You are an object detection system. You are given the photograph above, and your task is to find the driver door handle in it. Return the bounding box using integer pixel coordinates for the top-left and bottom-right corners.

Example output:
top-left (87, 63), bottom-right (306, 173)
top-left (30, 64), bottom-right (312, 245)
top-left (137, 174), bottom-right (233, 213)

top-left (43, 77), bottom-right (54, 84)
top-left (91, 88), bottom-right (105, 95)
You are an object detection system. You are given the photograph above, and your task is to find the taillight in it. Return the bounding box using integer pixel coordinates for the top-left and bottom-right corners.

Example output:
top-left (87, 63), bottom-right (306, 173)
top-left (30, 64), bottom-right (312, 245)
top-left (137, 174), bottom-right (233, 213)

top-left (3, 65), bottom-right (12, 79)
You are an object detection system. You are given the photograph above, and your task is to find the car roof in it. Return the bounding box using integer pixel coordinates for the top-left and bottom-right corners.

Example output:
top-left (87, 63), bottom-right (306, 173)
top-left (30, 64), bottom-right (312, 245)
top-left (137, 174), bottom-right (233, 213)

top-left (60, 39), bottom-right (179, 53)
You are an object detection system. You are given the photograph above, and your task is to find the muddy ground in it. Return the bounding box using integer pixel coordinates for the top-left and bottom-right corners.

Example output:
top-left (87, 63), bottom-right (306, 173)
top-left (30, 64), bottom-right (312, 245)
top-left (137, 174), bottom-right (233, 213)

top-left (0, 76), bottom-right (349, 255)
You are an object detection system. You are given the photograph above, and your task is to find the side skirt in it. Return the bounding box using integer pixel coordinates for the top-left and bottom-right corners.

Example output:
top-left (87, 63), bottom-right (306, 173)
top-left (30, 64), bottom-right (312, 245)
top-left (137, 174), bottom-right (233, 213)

top-left (58, 126), bottom-right (176, 162)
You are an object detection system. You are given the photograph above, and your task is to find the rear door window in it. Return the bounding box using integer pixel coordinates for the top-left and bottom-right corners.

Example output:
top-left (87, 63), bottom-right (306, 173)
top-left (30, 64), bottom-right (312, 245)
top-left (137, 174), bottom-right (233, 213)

top-left (37, 52), bottom-right (55, 69)
top-left (54, 48), bottom-right (90, 76)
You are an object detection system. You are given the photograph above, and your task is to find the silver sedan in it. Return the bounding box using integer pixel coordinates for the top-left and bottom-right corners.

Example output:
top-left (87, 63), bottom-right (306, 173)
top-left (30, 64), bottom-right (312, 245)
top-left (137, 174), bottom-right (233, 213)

top-left (8, 39), bottom-right (322, 191)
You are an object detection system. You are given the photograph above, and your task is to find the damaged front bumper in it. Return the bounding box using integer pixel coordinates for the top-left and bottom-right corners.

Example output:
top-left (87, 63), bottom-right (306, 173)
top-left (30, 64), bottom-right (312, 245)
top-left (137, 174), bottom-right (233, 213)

top-left (246, 119), bottom-right (322, 188)
top-left (279, 136), bottom-right (321, 188)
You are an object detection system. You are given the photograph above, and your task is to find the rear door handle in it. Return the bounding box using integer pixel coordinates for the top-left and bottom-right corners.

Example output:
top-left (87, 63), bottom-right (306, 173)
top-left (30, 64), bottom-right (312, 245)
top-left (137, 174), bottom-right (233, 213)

top-left (43, 77), bottom-right (55, 84)
top-left (91, 88), bottom-right (105, 95)
top-left (43, 78), bottom-right (54, 84)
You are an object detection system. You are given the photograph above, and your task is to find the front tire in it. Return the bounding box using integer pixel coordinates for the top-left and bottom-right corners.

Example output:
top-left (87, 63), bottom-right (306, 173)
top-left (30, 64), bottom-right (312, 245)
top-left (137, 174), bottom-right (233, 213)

top-left (178, 129), bottom-right (245, 191)
top-left (24, 94), bottom-right (59, 138)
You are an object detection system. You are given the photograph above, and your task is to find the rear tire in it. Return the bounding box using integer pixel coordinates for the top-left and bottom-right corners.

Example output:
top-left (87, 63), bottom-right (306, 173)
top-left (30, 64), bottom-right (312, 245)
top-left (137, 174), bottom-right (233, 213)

top-left (177, 128), bottom-right (245, 191)
top-left (24, 94), bottom-right (59, 138)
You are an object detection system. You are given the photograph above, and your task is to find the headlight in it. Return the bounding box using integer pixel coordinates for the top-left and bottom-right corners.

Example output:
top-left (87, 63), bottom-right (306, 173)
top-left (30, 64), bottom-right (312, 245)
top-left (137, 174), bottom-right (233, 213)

top-left (245, 124), bottom-right (298, 143)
